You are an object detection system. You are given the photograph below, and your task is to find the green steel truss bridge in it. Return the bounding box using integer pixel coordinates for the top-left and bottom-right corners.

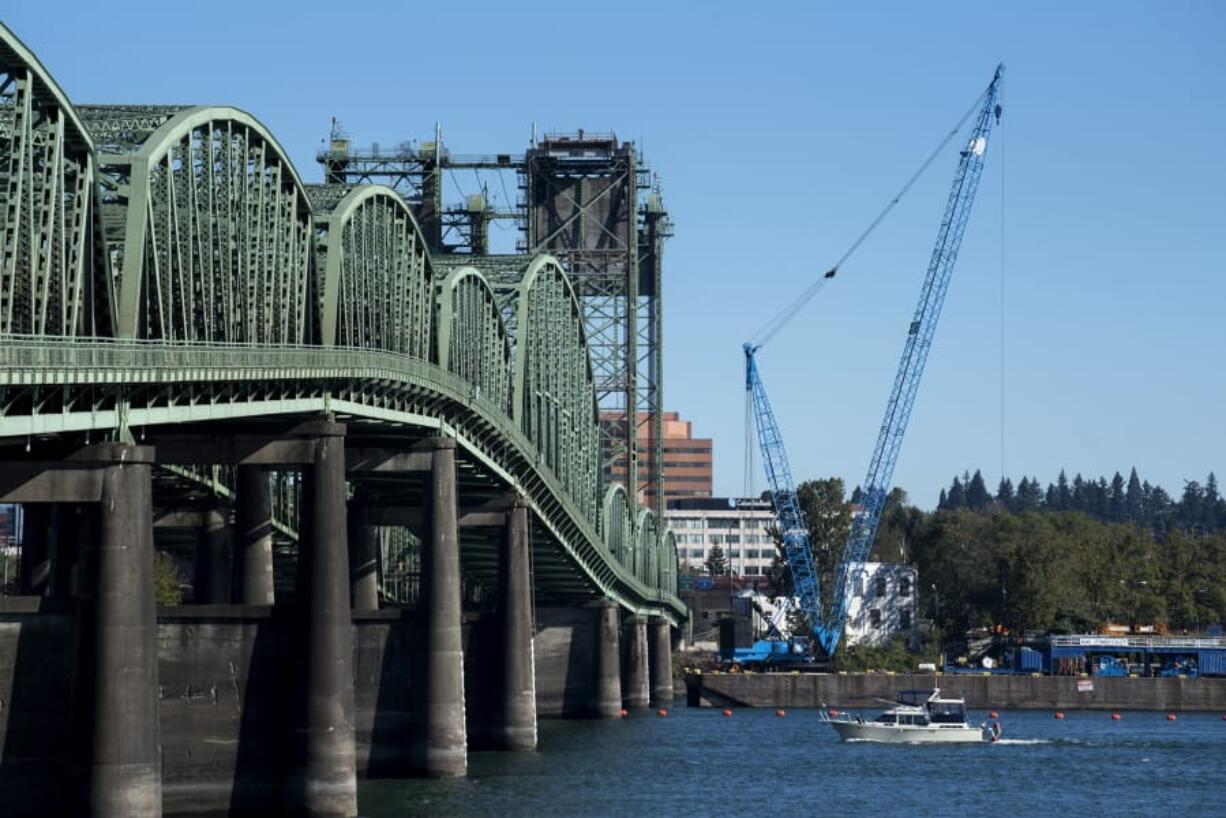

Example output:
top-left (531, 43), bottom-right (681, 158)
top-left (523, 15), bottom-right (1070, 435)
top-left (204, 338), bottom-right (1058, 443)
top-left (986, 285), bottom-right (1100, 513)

top-left (0, 22), bottom-right (682, 623)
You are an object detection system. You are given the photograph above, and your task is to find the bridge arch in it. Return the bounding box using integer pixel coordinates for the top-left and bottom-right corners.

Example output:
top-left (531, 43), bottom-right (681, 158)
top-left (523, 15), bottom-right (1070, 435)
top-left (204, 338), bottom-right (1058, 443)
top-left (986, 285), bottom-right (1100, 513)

top-left (636, 508), bottom-right (660, 586)
top-left (436, 266), bottom-right (512, 414)
top-left (0, 22), bottom-right (108, 336)
top-left (310, 184), bottom-right (433, 357)
top-left (660, 530), bottom-right (678, 595)
top-left (511, 255), bottom-right (599, 524)
top-left (81, 105), bottom-right (313, 343)
top-left (601, 483), bottom-right (633, 569)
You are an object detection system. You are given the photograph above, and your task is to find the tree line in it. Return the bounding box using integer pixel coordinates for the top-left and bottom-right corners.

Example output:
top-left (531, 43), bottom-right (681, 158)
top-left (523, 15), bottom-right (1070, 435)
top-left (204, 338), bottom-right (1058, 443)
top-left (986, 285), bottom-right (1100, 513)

top-left (764, 471), bottom-right (1226, 641)
top-left (936, 467), bottom-right (1225, 536)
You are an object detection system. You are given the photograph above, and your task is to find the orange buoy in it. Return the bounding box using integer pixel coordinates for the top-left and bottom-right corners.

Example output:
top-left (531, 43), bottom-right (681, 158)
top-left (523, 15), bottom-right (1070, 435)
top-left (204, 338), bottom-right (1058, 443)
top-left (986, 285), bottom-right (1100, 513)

top-left (989, 711), bottom-right (999, 719)
top-left (620, 708), bottom-right (628, 718)
top-left (656, 708), bottom-right (668, 717)
top-left (775, 709), bottom-right (786, 717)
top-left (1054, 711), bottom-right (1065, 720)
top-left (722, 708), bottom-right (733, 717)
top-left (1167, 713), bottom-right (1176, 721)
top-left (1111, 712), bottom-right (1122, 721)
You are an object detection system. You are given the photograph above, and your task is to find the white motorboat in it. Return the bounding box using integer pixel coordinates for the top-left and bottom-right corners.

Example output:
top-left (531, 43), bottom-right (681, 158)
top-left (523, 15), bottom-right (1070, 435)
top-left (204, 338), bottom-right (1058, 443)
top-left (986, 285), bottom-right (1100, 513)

top-left (821, 688), bottom-right (999, 744)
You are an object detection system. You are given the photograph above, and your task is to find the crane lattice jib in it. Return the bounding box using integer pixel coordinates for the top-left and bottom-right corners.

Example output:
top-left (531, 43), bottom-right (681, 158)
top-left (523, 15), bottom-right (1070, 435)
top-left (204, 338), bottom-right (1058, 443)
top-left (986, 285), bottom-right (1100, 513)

top-left (819, 65), bottom-right (1004, 655)
top-left (744, 342), bottom-right (821, 625)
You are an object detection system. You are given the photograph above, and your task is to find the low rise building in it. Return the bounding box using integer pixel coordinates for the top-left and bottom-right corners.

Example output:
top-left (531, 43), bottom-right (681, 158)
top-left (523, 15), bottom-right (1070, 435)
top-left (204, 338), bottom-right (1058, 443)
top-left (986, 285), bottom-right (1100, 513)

top-left (841, 562), bottom-right (919, 648)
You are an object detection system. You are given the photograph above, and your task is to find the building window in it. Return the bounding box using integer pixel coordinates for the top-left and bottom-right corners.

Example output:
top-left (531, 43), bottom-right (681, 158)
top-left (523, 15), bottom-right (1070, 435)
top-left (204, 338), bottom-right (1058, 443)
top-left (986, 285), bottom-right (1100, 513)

top-left (870, 609), bottom-right (881, 627)
top-left (900, 577), bottom-right (911, 597)
top-left (900, 610), bottom-right (911, 629)
top-left (876, 577), bottom-right (887, 597)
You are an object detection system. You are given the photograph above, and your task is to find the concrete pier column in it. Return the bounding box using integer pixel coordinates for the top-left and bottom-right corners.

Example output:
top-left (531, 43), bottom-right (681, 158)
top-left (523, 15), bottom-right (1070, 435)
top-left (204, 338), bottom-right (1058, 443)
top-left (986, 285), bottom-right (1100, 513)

top-left (346, 495), bottom-right (379, 612)
top-left (18, 503), bottom-right (53, 595)
top-left (289, 422), bottom-right (357, 817)
top-left (649, 618), bottom-right (674, 705)
top-left (623, 617), bottom-right (650, 709)
top-left (491, 496), bottom-right (536, 751)
top-left (413, 437), bottom-right (467, 777)
top-left (72, 444), bottom-right (162, 816)
top-left (233, 465), bottom-right (274, 605)
top-left (591, 602), bottom-right (622, 718)
top-left (193, 505), bottom-right (229, 604)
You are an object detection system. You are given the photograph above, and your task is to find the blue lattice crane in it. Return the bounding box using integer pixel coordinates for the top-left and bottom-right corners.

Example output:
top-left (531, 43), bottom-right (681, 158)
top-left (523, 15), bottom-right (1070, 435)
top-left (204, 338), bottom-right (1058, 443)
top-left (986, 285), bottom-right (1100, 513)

top-left (740, 65), bottom-right (1004, 662)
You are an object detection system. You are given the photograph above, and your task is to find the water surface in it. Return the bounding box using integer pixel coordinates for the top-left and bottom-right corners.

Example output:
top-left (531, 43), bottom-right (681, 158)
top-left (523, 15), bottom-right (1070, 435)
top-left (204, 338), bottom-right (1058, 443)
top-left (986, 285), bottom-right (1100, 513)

top-left (361, 707), bottom-right (1225, 816)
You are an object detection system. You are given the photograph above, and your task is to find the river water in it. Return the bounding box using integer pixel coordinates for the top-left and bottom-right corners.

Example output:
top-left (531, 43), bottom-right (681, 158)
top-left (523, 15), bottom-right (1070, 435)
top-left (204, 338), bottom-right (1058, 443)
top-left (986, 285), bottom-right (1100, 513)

top-left (360, 707), bottom-right (1226, 816)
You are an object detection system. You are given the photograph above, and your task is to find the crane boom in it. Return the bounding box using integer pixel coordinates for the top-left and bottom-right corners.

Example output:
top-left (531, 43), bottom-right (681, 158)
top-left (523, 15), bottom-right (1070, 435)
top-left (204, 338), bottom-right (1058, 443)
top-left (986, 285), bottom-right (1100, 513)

top-left (744, 342), bottom-right (821, 624)
top-left (743, 65), bottom-right (1004, 660)
top-left (822, 64), bottom-right (1004, 654)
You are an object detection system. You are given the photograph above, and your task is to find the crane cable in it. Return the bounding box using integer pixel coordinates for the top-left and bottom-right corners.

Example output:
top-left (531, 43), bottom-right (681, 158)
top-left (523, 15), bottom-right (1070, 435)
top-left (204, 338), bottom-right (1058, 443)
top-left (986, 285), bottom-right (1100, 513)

top-left (748, 79), bottom-right (997, 351)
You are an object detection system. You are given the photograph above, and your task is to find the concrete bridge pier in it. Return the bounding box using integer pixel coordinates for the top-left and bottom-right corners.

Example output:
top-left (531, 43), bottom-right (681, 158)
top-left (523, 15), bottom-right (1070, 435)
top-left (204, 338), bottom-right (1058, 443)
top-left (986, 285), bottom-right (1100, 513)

top-left (192, 504), bottom-right (229, 604)
top-left (591, 602), bottom-right (623, 717)
top-left (346, 494), bottom-right (380, 612)
top-left (288, 422), bottom-right (358, 817)
top-left (649, 619), bottom-right (674, 706)
top-left (623, 617), bottom-right (650, 709)
top-left (413, 437), bottom-right (467, 777)
top-left (490, 496), bottom-right (536, 751)
top-left (233, 465), bottom-right (275, 605)
top-left (70, 444), bottom-right (162, 817)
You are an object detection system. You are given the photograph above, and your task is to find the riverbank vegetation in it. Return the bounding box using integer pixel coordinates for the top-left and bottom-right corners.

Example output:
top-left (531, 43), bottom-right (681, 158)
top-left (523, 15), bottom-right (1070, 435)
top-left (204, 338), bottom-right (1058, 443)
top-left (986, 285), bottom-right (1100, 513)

top-left (770, 469), bottom-right (1226, 638)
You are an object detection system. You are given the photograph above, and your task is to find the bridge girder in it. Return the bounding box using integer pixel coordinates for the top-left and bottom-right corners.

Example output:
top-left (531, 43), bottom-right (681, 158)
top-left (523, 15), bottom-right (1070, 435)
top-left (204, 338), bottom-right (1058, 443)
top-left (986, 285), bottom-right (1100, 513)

top-left (0, 22), bottom-right (107, 337)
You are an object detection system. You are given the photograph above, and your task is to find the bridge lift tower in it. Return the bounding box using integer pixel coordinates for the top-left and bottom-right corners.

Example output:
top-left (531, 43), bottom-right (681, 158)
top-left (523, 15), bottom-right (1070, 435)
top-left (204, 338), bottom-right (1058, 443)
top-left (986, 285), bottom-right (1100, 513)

top-left (317, 125), bottom-right (673, 516)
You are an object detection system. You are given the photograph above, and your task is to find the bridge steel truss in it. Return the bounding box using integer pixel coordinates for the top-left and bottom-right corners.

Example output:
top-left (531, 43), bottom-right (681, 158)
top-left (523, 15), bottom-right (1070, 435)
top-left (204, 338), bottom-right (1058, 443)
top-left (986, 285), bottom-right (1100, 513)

top-left (0, 22), bottom-right (680, 622)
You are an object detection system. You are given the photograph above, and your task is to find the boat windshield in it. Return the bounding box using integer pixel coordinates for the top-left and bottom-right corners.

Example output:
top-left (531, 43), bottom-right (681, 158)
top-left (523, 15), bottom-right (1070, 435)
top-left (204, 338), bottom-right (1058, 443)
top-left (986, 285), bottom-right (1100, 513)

top-left (896, 690), bottom-right (933, 707)
top-left (929, 701), bottom-right (967, 723)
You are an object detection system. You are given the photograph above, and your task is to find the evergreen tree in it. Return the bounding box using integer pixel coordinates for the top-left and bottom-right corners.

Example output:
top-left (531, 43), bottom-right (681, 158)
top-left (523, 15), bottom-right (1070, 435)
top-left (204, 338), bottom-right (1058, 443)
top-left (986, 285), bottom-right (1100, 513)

top-left (1109, 472), bottom-right (1126, 521)
top-left (966, 470), bottom-right (990, 510)
top-left (938, 488), bottom-right (948, 510)
top-left (1095, 477), bottom-right (1111, 518)
top-left (1205, 473), bottom-right (1221, 529)
top-left (947, 477), bottom-right (967, 509)
top-left (1056, 470), bottom-right (1071, 511)
top-left (1126, 467), bottom-right (1144, 522)
top-left (1071, 474), bottom-right (1087, 512)
top-left (1181, 481), bottom-right (1203, 531)
top-left (704, 545), bottom-right (728, 577)
top-left (1017, 477), bottom-right (1043, 511)
top-left (997, 477), bottom-right (1015, 510)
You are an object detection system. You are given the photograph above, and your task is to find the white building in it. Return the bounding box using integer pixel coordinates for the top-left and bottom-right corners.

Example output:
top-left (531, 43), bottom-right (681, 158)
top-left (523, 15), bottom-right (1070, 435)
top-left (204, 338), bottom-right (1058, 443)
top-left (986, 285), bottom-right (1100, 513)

top-left (841, 562), bottom-right (919, 648)
top-left (664, 497), bottom-right (776, 577)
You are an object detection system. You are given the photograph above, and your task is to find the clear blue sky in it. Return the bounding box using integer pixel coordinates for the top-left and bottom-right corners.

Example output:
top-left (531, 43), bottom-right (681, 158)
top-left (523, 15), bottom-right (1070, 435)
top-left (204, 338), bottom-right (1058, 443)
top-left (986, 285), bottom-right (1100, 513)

top-left (7, 1), bottom-right (1223, 508)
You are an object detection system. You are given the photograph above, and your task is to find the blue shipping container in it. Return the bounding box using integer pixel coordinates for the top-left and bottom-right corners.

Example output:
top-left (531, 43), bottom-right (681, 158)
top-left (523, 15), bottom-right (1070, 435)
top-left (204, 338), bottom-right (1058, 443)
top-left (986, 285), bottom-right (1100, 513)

top-left (1017, 647), bottom-right (1044, 672)
top-left (1198, 650), bottom-right (1226, 676)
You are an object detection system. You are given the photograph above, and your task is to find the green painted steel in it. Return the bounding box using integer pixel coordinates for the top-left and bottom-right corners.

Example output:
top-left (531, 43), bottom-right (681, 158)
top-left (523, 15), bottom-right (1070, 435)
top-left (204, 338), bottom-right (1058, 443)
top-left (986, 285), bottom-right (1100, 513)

top-left (436, 266), bottom-right (513, 416)
top-left (310, 183), bottom-right (433, 357)
top-left (0, 22), bottom-right (107, 337)
top-left (0, 23), bottom-right (682, 623)
top-left (80, 104), bottom-right (313, 344)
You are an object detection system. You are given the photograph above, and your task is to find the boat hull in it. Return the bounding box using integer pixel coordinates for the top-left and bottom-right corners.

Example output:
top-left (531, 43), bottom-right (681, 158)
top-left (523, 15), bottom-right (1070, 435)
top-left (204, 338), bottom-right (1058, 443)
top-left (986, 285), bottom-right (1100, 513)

top-left (829, 721), bottom-right (986, 744)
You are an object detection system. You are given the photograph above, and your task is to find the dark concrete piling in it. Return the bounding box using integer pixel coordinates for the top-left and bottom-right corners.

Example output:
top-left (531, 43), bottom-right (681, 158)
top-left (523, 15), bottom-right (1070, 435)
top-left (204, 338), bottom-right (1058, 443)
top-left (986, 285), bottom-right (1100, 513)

top-left (71, 444), bottom-right (162, 816)
top-left (649, 619), bottom-right (673, 706)
top-left (491, 496), bottom-right (536, 751)
top-left (18, 503), bottom-right (53, 595)
top-left (289, 423), bottom-right (358, 817)
top-left (623, 617), bottom-right (650, 708)
top-left (233, 465), bottom-right (274, 605)
top-left (413, 437), bottom-right (467, 777)
top-left (591, 602), bottom-right (622, 718)
top-left (346, 495), bottom-right (380, 612)
top-left (193, 504), bottom-right (229, 604)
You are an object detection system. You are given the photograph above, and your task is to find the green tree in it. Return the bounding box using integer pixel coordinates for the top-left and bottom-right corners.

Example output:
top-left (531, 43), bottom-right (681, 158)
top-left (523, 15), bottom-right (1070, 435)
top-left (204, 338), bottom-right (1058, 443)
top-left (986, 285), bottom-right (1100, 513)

top-left (154, 551), bottom-right (184, 606)
top-left (704, 545), bottom-right (728, 577)
top-left (966, 470), bottom-right (990, 510)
